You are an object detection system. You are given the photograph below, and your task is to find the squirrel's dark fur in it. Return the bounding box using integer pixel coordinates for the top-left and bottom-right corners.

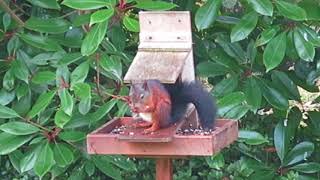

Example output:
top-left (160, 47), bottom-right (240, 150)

top-left (129, 79), bottom-right (217, 132)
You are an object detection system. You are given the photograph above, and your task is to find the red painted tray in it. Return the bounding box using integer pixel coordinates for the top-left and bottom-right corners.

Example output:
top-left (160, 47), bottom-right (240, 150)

top-left (87, 117), bottom-right (238, 156)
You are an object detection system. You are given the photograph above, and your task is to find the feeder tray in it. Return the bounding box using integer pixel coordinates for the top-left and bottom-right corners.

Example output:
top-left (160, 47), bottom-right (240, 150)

top-left (87, 11), bottom-right (239, 180)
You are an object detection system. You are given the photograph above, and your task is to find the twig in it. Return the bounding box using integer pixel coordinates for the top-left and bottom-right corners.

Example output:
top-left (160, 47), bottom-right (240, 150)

top-left (58, 10), bottom-right (77, 19)
top-left (0, 0), bottom-right (24, 26)
top-left (94, 53), bottom-right (102, 98)
top-left (22, 117), bottom-right (52, 132)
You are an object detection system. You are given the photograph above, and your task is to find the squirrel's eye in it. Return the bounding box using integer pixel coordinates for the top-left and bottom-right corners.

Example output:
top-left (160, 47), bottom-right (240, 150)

top-left (140, 94), bottom-right (144, 99)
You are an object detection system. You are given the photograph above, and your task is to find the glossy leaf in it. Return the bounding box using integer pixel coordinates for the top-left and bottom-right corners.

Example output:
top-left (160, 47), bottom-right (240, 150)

top-left (260, 80), bottom-right (288, 110)
top-left (224, 105), bottom-right (250, 120)
top-left (25, 17), bottom-right (70, 34)
top-left (239, 130), bottom-right (269, 145)
top-left (70, 61), bottom-right (89, 86)
top-left (215, 35), bottom-right (247, 63)
top-left (123, 16), bottom-right (139, 32)
top-left (208, 48), bottom-right (240, 70)
top-left (34, 142), bottom-right (55, 178)
top-left (297, 25), bottom-right (320, 47)
top-left (59, 89), bottom-right (73, 116)
top-left (3, 13), bottom-right (11, 32)
top-left (79, 98), bottom-right (91, 115)
top-left (9, 150), bottom-right (23, 173)
top-left (26, 0), bottom-right (60, 9)
top-left (73, 83), bottom-right (91, 99)
top-left (283, 142), bottom-right (314, 166)
top-left (58, 52), bottom-right (83, 65)
top-left (53, 143), bottom-right (74, 167)
top-left (81, 21), bottom-right (108, 56)
top-left (195, 0), bottom-right (223, 30)
top-left (298, 0), bottom-right (320, 20)
top-left (255, 26), bottom-right (280, 47)
top-left (58, 131), bottom-right (86, 142)
top-left (276, 0), bottom-right (307, 21)
top-left (90, 9), bottom-right (114, 26)
top-left (0, 132), bottom-right (32, 155)
top-left (230, 12), bottom-right (258, 42)
top-left (0, 89), bottom-right (15, 106)
top-left (32, 71), bottom-right (56, 84)
top-left (289, 162), bottom-right (320, 173)
top-left (196, 61), bottom-right (229, 77)
top-left (99, 55), bottom-right (122, 81)
top-left (217, 92), bottom-right (245, 116)
top-left (271, 71), bottom-right (300, 100)
top-left (0, 104), bottom-right (20, 119)
top-left (293, 29), bottom-right (315, 62)
top-left (20, 146), bottom-right (39, 173)
top-left (247, 0), bottom-right (273, 16)
top-left (134, 0), bottom-right (177, 10)
top-left (92, 156), bottom-right (121, 180)
top-left (244, 77), bottom-right (261, 113)
top-left (11, 59), bottom-right (29, 83)
top-left (91, 99), bottom-right (117, 122)
top-left (212, 75), bottom-right (238, 97)
top-left (19, 34), bottom-right (62, 51)
top-left (263, 32), bottom-right (287, 72)
top-left (54, 109), bottom-right (71, 129)
top-left (274, 120), bottom-right (290, 163)
top-left (27, 90), bottom-right (56, 119)
top-left (3, 69), bottom-right (15, 91)
top-left (0, 122), bottom-right (39, 135)
top-left (62, 0), bottom-right (109, 10)
top-left (16, 83), bottom-right (28, 101)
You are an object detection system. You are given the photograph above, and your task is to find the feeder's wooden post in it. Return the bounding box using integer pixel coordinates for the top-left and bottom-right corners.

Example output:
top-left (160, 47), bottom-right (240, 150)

top-left (156, 158), bottom-right (173, 180)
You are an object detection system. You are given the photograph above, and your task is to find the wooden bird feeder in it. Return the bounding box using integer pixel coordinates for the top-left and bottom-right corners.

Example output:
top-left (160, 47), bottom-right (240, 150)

top-left (87, 11), bottom-right (238, 180)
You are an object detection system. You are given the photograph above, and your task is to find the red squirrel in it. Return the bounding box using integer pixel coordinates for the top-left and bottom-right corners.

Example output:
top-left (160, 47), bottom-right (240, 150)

top-left (129, 79), bottom-right (217, 133)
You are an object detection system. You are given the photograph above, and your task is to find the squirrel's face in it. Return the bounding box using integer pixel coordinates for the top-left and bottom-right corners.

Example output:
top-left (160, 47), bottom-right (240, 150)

top-left (129, 82), bottom-right (154, 113)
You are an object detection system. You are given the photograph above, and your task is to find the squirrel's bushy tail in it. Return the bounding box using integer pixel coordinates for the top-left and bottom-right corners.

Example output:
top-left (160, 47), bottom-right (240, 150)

top-left (165, 80), bottom-right (217, 129)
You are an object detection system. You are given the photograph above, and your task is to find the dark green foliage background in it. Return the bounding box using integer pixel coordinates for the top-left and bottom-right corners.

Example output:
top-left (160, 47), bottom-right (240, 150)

top-left (0, 0), bottom-right (319, 179)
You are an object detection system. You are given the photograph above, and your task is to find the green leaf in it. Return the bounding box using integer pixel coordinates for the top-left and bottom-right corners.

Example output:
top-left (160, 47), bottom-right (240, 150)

top-left (196, 61), bottom-right (229, 77)
top-left (59, 89), bottom-right (73, 116)
top-left (3, 13), bottom-right (11, 32)
top-left (0, 132), bottom-right (32, 155)
top-left (34, 142), bottom-right (55, 178)
top-left (230, 12), bottom-right (258, 42)
top-left (217, 92), bottom-right (245, 116)
top-left (271, 71), bottom-right (300, 100)
top-left (90, 9), bottom-right (114, 26)
top-left (206, 153), bottom-right (224, 169)
top-left (85, 161), bottom-right (95, 176)
top-left (92, 156), bottom-right (121, 180)
top-left (30, 52), bottom-right (63, 65)
top-left (99, 55), bottom-right (122, 81)
top-left (11, 59), bottom-right (29, 83)
top-left (79, 98), bottom-right (91, 115)
top-left (134, 0), bottom-right (177, 10)
top-left (102, 155), bottom-right (136, 171)
top-left (70, 61), bottom-right (89, 86)
top-left (298, 0), bottom-right (320, 20)
top-left (25, 17), bottom-right (70, 34)
top-left (20, 146), bottom-right (39, 173)
top-left (62, 0), bottom-right (109, 10)
top-left (263, 32), bottom-right (287, 72)
top-left (276, 0), bottom-right (307, 21)
top-left (26, 0), bottom-right (60, 9)
top-left (283, 142), bottom-right (314, 166)
top-left (32, 71), bottom-right (56, 84)
top-left (73, 83), bottom-right (91, 99)
top-left (239, 130), bottom-right (268, 145)
top-left (58, 131), bottom-right (86, 142)
top-left (72, 14), bottom-right (91, 27)
top-left (123, 16), bottom-right (139, 32)
top-left (54, 109), bottom-right (71, 129)
top-left (0, 122), bottom-right (39, 135)
top-left (297, 25), bottom-right (320, 47)
top-left (0, 89), bottom-right (15, 106)
top-left (212, 75), bottom-right (238, 97)
top-left (293, 29), bottom-right (315, 62)
top-left (58, 52), bottom-right (83, 65)
top-left (27, 90), bottom-right (56, 119)
top-left (255, 26), bottom-right (280, 47)
top-left (81, 20), bottom-right (108, 56)
top-left (247, 0), bottom-right (273, 16)
top-left (9, 150), bottom-right (23, 173)
top-left (260, 80), bottom-right (288, 110)
top-left (224, 105), bottom-right (250, 120)
top-left (215, 35), bottom-right (247, 63)
top-left (19, 33), bottom-right (62, 51)
top-left (0, 104), bottom-right (20, 118)
top-left (3, 69), bottom-right (15, 91)
top-left (286, 107), bottom-right (302, 139)
top-left (244, 77), bottom-right (261, 113)
top-left (91, 99), bottom-right (117, 122)
top-left (274, 120), bottom-right (289, 163)
top-left (208, 48), bottom-right (240, 70)
top-left (53, 143), bottom-right (74, 167)
top-left (289, 162), bottom-right (320, 174)
top-left (195, 0), bottom-right (222, 30)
